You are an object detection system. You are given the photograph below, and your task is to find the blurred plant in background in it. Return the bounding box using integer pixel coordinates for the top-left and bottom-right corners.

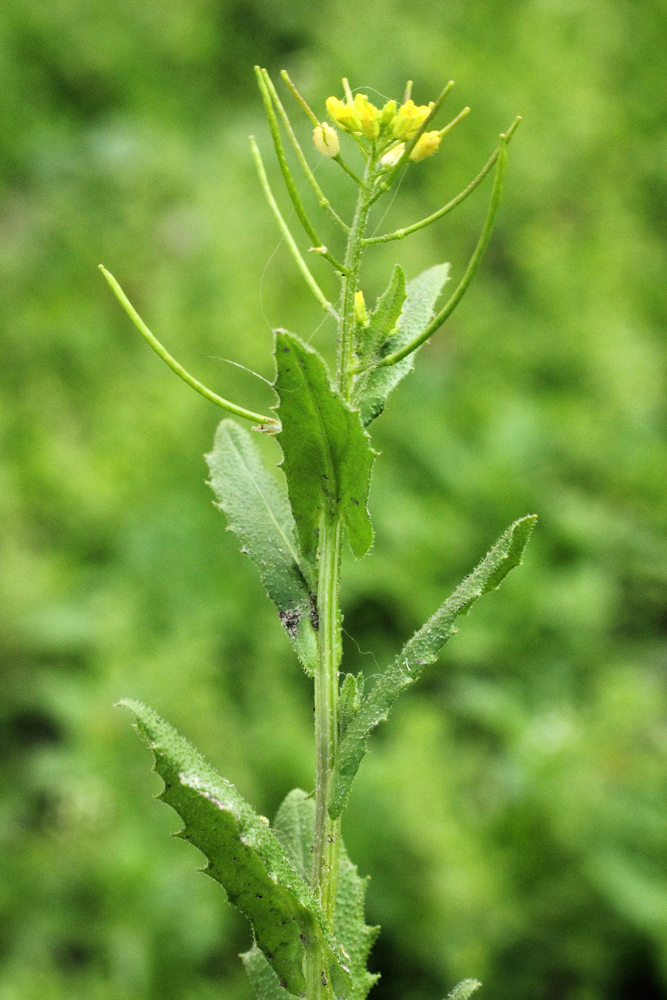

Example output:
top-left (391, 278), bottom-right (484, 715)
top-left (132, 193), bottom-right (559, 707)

top-left (1, 2), bottom-right (666, 1000)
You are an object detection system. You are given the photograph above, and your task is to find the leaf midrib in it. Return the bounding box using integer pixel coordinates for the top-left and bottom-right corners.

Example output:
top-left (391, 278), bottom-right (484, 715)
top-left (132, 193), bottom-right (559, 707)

top-left (229, 432), bottom-right (305, 574)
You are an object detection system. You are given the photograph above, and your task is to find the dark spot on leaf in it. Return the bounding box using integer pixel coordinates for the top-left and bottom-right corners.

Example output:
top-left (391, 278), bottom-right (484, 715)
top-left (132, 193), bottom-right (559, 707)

top-left (350, 497), bottom-right (359, 505)
top-left (310, 594), bottom-right (319, 630)
top-left (279, 608), bottom-right (301, 638)
top-left (256, 894), bottom-right (263, 899)
top-left (322, 474), bottom-right (329, 480)
top-left (282, 347), bottom-right (290, 353)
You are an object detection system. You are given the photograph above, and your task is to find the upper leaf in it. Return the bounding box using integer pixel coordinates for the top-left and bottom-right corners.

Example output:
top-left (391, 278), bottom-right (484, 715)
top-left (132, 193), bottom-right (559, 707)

top-left (206, 419), bottom-right (318, 675)
top-left (354, 263), bottom-right (450, 426)
top-left (355, 265), bottom-right (406, 370)
top-left (273, 789), bottom-right (379, 1000)
top-left (329, 516), bottom-right (537, 817)
top-left (120, 700), bottom-right (349, 996)
top-left (273, 331), bottom-right (376, 560)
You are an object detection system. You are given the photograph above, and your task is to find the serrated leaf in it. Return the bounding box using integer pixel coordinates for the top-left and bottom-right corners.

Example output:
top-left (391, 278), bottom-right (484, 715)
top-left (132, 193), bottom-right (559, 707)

top-left (119, 700), bottom-right (349, 996)
top-left (273, 330), bottom-right (376, 560)
top-left (355, 265), bottom-right (406, 369)
top-left (329, 516), bottom-right (537, 817)
top-left (273, 790), bottom-right (379, 1000)
top-left (242, 945), bottom-right (301, 1000)
top-left (354, 263), bottom-right (450, 426)
top-left (335, 837), bottom-right (380, 1000)
top-left (206, 419), bottom-right (318, 675)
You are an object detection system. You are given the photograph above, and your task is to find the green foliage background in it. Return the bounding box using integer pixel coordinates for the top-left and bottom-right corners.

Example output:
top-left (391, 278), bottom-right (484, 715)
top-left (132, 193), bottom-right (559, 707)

top-left (1, 2), bottom-right (666, 998)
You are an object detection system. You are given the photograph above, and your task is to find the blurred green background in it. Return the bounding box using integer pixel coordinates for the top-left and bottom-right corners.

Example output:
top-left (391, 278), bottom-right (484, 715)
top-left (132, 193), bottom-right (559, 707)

top-left (1, 2), bottom-right (667, 999)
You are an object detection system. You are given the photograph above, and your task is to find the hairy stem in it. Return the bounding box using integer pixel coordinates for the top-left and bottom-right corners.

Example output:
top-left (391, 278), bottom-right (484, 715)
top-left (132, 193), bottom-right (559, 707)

top-left (308, 512), bottom-right (343, 1000)
top-left (338, 157), bottom-right (377, 399)
top-left (308, 149), bottom-right (377, 1000)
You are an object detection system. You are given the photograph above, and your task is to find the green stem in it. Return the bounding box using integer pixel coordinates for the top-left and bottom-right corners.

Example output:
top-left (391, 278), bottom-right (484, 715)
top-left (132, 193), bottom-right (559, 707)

top-left (312, 513), bottom-right (343, 917)
top-left (308, 150), bottom-right (377, 1000)
top-left (260, 68), bottom-right (350, 234)
top-left (255, 68), bottom-right (348, 271)
top-left (376, 134), bottom-right (509, 369)
top-left (363, 117), bottom-right (520, 246)
top-left (338, 157), bottom-right (377, 398)
top-left (332, 154), bottom-right (363, 187)
top-left (279, 69), bottom-right (363, 187)
top-left (249, 137), bottom-right (339, 320)
top-left (98, 266), bottom-right (278, 431)
top-left (308, 512), bottom-right (343, 1000)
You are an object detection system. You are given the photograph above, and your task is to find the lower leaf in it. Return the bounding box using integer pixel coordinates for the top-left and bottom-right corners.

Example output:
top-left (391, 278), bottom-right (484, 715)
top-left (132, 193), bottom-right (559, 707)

top-left (119, 700), bottom-right (349, 996)
top-left (274, 789), bottom-right (380, 1000)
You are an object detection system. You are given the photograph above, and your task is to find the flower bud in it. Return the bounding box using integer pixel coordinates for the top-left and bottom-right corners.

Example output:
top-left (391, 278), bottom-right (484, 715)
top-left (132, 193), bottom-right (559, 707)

top-left (378, 100), bottom-right (397, 131)
top-left (380, 143), bottom-right (405, 168)
top-left (353, 94), bottom-right (380, 140)
top-left (313, 122), bottom-right (340, 157)
top-left (409, 130), bottom-right (441, 162)
top-left (326, 96), bottom-right (362, 134)
top-left (392, 99), bottom-right (432, 140)
top-left (354, 290), bottom-right (369, 326)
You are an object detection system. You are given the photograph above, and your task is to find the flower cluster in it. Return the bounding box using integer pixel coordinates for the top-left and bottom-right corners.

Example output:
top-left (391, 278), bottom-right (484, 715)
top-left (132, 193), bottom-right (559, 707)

top-left (313, 86), bottom-right (443, 165)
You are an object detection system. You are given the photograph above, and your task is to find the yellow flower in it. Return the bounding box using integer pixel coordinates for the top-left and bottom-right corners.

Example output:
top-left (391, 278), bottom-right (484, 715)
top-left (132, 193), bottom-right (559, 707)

top-left (353, 290), bottom-right (369, 326)
top-left (313, 122), bottom-right (340, 157)
top-left (353, 94), bottom-right (380, 140)
top-left (326, 96), bottom-right (362, 134)
top-left (392, 99), bottom-right (433, 140)
top-left (409, 131), bottom-right (441, 162)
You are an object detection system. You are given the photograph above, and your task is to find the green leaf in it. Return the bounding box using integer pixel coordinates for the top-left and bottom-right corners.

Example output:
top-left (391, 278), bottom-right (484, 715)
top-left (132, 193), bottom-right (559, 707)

top-left (338, 672), bottom-right (362, 741)
top-left (329, 515), bottom-right (537, 818)
top-left (354, 263), bottom-right (450, 426)
top-left (206, 419), bottom-right (318, 675)
top-left (273, 330), bottom-right (376, 560)
top-left (355, 265), bottom-right (406, 369)
top-left (273, 790), bottom-right (379, 1000)
top-left (335, 834), bottom-right (380, 1000)
top-left (119, 700), bottom-right (349, 996)
top-left (272, 788), bottom-right (315, 883)
top-left (242, 945), bottom-right (301, 1000)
